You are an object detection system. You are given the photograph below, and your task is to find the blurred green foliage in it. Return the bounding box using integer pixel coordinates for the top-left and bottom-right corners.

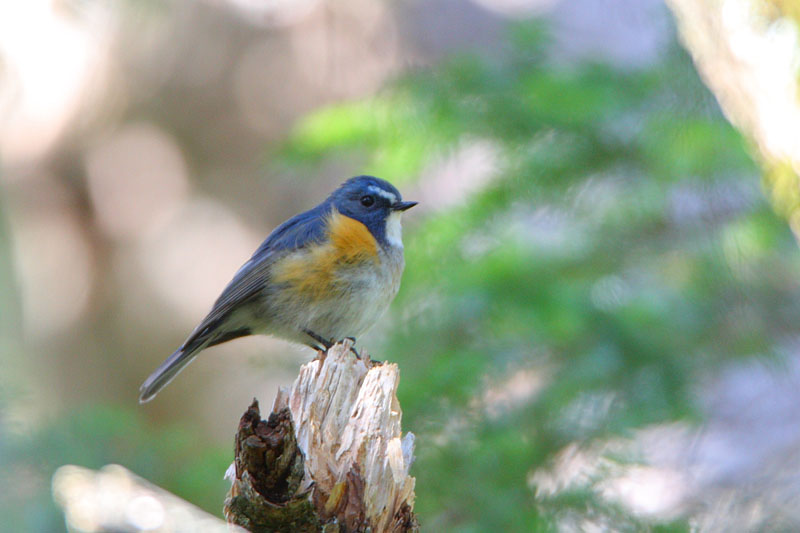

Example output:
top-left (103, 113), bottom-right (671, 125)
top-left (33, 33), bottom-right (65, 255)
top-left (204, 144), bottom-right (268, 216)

top-left (3, 19), bottom-right (800, 533)
top-left (284, 23), bottom-right (800, 531)
top-left (0, 404), bottom-right (231, 531)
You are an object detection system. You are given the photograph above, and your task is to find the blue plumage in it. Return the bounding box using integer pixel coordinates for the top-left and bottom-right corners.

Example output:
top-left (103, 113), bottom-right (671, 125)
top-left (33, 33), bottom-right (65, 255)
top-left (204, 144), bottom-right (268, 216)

top-left (251, 202), bottom-right (331, 258)
top-left (138, 175), bottom-right (416, 403)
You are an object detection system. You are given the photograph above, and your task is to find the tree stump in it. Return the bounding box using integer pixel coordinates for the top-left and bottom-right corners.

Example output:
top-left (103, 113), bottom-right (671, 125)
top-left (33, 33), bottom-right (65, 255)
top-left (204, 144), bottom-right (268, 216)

top-left (224, 339), bottom-right (418, 533)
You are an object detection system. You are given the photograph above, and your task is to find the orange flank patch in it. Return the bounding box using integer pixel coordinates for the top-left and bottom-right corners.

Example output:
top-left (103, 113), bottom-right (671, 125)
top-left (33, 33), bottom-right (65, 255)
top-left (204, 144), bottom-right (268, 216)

top-left (271, 210), bottom-right (378, 298)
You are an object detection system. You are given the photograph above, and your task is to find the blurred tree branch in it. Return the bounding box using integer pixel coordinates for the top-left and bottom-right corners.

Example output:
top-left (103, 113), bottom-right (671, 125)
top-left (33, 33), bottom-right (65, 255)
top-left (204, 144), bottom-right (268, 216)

top-left (666, 0), bottom-right (800, 227)
top-left (52, 464), bottom-right (243, 533)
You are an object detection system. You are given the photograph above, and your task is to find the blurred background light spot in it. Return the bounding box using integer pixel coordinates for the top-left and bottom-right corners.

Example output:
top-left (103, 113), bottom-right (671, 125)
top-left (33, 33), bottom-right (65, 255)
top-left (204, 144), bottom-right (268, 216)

top-left (52, 466), bottom-right (99, 532)
top-left (531, 437), bottom-right (689, 522)
top-left (668, 180), bottom-right (758, 227)
top-left (601, 466), bottom-right (687, 516)
top-left (10, 178), bottom-right (94, 337)
top-left (0, 0), bottom-right (112, 164)
top-left (126, 494), bottom-right (165, 530)
top-left (530, 442), bottom-right (601, 497)
top-left (548, 0), bottom-right (671, 68)
top-left (721, 219), bottom-right (764, 279)
top-left (571, 176), bottom-right (625, 221)
top-left (560, 391), bottom-right (616, 436)
top-left (510, 205), bottom-right (586, 255)
top-left (669, 0), bottom-right (800, 165)
top-left (134, 197), bottom-right (260, 326)
top-left (53, 465), bottom-right (231, 532)
top-left (233, 1), bottom-right (400, 137)
top-left (85, 122), bottom-right (190, 240)
top-left (233, 38), bottom-right (309, 135)
top-left (481, 367), bottom-right (547, 418)
top-left (469, 0), bottom-right (559, 18)
top-left (173, 28), bottom-right (230, 89)
top-left (418, 140), bottom-right (499, 210)
top-left (216, 0), bottom-right (321, 27)
top-left (460, 233), bottom-right (500, 260)
top-left (290, 0), bottom-right (400, 97)
top-left (590, 275), bottom-right (631, 311)
top-left (723, 1), bottom-right (800, 161)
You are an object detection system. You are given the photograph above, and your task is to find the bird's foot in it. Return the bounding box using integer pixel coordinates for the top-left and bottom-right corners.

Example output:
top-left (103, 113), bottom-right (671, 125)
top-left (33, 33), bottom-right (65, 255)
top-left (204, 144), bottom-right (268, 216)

top-left (343, 336), bottom-right (362, 359)
top-left (305, 330), bottom-right (365, 360)
top-left (304, 329), bottom-right (334, 351)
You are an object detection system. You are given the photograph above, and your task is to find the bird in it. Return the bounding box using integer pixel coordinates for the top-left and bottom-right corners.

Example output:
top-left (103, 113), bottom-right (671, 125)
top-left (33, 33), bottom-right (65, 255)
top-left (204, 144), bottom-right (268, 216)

top-left (138, 175), bottom-right (417, 403)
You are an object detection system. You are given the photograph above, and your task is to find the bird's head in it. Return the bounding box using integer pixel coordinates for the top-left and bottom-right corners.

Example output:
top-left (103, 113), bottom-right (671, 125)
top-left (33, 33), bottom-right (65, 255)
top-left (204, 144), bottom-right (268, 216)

top-left (329, 175), bottom-right (417, 248)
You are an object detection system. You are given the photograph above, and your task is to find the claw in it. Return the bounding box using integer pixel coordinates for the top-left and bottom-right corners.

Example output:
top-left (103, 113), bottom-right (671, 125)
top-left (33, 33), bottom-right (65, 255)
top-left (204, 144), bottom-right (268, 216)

top-left (339, 336), bottom-right (361, 359)
top-left (304, 329), bottom-right (334, 350)
top-left (304, 330), bottom-right (365, 360)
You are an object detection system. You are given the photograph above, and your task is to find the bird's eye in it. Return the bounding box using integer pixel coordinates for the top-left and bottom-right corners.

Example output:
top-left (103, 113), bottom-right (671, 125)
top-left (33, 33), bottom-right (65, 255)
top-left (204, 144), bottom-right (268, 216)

top-left (360, 195), bottom-right (375, 207)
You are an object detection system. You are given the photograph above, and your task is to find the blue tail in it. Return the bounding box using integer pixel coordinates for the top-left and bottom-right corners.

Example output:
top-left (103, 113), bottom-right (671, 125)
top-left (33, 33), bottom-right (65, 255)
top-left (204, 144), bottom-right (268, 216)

top-left (138, 344), bottom-right (201, 403)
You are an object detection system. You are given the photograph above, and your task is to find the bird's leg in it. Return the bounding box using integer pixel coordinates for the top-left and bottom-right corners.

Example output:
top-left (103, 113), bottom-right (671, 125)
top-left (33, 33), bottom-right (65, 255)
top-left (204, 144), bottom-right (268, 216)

top-left (304, 330), bottom-right (363, 359)
top-left (305, 342), bottom-right (326, 353)
top-left (304, 329), bottom-right (334, 351)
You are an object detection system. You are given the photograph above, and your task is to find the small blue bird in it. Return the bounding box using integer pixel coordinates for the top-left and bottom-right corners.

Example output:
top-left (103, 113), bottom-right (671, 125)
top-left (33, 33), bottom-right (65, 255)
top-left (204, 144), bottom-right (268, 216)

top-left (138, 176), bottom-right (417, 403)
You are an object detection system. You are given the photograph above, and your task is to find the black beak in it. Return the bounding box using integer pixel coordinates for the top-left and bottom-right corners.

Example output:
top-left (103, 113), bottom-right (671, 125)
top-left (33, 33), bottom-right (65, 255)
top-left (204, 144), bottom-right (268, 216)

top-left (392, 201), bottom-right (418, 211)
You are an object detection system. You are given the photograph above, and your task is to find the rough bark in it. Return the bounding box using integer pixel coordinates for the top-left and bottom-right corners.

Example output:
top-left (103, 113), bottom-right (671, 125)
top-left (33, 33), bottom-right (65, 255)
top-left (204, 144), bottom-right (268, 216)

top-left (224, 339), bottom-right (418, 533)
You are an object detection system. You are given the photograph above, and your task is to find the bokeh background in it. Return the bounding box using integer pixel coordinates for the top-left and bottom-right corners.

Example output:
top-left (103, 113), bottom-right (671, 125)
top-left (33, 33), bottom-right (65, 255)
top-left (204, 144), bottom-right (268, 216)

top-left (3, 0), bottom-right (800, 531)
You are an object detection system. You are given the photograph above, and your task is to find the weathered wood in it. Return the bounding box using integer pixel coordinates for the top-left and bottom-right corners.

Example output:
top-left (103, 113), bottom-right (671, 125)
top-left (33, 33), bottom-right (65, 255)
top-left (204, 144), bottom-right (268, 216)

top-left (224, 339), bottom-right (418, 533)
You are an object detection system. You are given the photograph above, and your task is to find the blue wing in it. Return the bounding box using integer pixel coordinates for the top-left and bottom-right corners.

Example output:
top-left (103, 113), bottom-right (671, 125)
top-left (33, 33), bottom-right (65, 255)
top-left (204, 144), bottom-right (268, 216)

top-left (249, 201), bottom-right (330, 260)
top-left (181, 201), bottom-right (331, 347)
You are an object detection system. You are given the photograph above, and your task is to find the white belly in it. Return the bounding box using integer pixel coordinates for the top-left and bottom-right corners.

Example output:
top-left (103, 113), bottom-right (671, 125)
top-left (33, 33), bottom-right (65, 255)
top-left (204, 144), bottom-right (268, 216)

top-left (265, 244), bottom-right (404, 345)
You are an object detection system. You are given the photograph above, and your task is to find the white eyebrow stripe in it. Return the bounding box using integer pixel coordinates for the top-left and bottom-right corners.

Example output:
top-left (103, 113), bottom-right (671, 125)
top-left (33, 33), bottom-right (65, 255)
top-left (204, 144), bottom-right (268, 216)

top-left (367, 185), bottom-right (397, 204)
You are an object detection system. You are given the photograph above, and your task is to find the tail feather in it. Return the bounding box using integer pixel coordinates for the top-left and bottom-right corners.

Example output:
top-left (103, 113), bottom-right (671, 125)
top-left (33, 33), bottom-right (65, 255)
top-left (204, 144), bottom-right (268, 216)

top-left (138, 345), bottom-right (201, 403)
top-left (138, 325), bottom-right (253, 403)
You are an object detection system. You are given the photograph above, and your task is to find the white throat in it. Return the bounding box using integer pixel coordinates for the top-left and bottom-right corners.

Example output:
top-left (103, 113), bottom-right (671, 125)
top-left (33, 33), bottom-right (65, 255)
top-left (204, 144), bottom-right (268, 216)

top-left (384, 211), bottom-right (403, 248)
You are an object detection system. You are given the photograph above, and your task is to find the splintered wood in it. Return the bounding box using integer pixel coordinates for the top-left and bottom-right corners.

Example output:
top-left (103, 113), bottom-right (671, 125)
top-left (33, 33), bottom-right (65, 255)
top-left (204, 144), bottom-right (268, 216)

top-left (225, 340), bottom-right (418, 533)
